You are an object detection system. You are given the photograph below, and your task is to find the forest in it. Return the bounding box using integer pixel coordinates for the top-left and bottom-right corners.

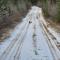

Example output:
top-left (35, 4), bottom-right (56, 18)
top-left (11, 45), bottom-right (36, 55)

top-left (0, 0), bottom-right (60, 41)
top-left (0, 0), bottom-right (60, 25)
top-left (0, 1), bottom-right (60, 59)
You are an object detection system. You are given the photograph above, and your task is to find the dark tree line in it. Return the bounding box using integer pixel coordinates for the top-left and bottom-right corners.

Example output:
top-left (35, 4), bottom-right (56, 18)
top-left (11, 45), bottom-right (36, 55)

top-left (0, 0), bottom-right (60, 22)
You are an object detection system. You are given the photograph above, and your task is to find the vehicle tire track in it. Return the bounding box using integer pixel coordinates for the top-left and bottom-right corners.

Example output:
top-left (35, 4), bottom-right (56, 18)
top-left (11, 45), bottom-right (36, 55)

top-left (0, 20), bottom-right (29, 60)
top-left (32, 24), bottom-right (38, 55)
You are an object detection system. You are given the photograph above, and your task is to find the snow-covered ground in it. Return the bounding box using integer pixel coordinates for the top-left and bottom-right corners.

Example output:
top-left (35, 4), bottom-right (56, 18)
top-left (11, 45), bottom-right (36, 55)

top-left (0, 6), bottom-right (60, 60)
top-left (48, 27), bottom-right (60, 43)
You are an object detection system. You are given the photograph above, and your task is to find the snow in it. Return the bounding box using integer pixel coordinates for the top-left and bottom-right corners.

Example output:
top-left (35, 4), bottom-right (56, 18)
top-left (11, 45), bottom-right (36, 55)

top-left (0, 16), bottom-right (29, 56)
top-left (48, 27), bottom-right (60, 43)
top-left (20, 15), bottom-right (53, 60)
top-left (0, 6), bottom-right (59, 60)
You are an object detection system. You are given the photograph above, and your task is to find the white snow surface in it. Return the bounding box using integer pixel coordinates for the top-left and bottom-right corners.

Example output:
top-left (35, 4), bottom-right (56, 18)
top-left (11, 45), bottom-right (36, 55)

top-left (0, 6), bottom-right (58, 60)
top-left (48, 27), bottom-right (60, 43)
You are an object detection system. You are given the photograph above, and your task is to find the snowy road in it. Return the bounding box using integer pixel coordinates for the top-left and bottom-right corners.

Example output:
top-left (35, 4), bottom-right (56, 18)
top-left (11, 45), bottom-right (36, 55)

top-left (0, 6), bottom-right (60, 60)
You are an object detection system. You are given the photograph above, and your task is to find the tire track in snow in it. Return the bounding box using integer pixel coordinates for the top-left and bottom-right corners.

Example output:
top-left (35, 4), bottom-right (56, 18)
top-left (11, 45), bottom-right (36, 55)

top-left (5, 22), bottom-right (30, 60)
top-left (38, 13), bottom-right (60, 60)
top-left (0, 20), bottom-right (27, 56)
top-left (0, 20), bottom-right (30, 60)
top-left (19, 22), bottom-right (34, 60)
top-left (32, 24), bottom-right (38, 55)
top-left (32, 18), bottom-right (54, 60)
